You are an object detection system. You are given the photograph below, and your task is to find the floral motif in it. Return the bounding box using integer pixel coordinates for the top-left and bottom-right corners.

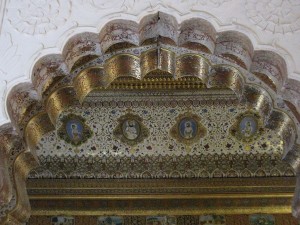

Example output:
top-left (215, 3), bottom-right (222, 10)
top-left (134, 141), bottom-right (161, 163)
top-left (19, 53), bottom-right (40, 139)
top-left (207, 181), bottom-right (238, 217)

top-left (246, 0), bottom-right (300, 34)
top-left (146, 216), bottom-right (176, 225)
top-left (7, 0), bottom-right (71, 35)
top-left (190, 0), bottom-right (231, 7)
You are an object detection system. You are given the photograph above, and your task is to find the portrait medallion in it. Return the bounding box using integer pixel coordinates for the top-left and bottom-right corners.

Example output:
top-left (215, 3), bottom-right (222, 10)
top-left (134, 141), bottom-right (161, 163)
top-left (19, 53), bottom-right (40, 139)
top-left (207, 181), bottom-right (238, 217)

top-left (121, 119), bottom-right (141, 140)
top-left (58, 114), bottom-right (93, 146)
top-left (114, 112), bottom-right (149, 147)
top-left (178, 117), bottom-right (198, 140)
top-left (230, 112), bottom-right (263, 143)
top-left (239, 116), bottom-right (257, 138)
top-left (170, 112), bottom-right (206, 149)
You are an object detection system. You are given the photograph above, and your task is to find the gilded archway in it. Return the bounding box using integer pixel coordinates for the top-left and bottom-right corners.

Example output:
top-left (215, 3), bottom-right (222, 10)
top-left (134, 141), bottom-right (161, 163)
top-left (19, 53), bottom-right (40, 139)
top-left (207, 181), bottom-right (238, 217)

top-left (1, 12), bottom-right (300, 225)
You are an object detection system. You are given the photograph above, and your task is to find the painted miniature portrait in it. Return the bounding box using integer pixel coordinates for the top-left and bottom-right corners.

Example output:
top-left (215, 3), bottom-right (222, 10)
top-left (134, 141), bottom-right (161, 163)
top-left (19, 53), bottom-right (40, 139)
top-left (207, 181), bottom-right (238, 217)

top-left (170, 113), bottom-right (206, 147)
top-left (122, 119), bottom-right (140, 140)
top-left (230, 112), bottom-right (263, 143)
top-left (114, 113), bottom-right (149, 147)
top-left (179, 118), bottom-right (197, 140)
top-left (66, 119), bottom-right (83, 144)
top-left (146, 216), bottom-right (167, 225)
top-left (239, 116), bottom-right (257, 138)
top-left (58, 114), bottom-right (93, 146)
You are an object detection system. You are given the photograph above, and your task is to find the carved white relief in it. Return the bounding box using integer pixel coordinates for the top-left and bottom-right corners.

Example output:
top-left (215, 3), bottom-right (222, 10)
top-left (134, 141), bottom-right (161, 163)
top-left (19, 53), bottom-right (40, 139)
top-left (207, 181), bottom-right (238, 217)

top-left (0, 33), bottom-right (20, 78)
top-left (83, 0), bottom-right (231, 15)
top-left (246, 0), bottom-right (300, 34)
top-left (6, 0), bottom-right (72, 35)
top-left (85, 0), bottom-right (134, 10)
top-left (0, 33), bottom-right (19, 118)
top-left (190, 0), bottom-right (231, 7)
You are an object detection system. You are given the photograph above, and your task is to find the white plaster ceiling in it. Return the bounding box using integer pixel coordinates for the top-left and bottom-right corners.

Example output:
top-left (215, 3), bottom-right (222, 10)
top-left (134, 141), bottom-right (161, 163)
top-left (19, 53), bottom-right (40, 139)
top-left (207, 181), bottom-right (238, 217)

top-left (0, 0), bottom-right (300, 126)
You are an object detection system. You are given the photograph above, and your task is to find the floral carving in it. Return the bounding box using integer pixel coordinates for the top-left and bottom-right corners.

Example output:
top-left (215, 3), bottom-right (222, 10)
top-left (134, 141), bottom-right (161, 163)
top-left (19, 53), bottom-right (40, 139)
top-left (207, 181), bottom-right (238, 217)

top-left (246, 0), bottom-right (300, 34)
top-left (0, 33), bottom-right (20, 108)
top-left (7, 0), bottom-right (72, 35)
top-left (191, 0), bottom-right (231, 7)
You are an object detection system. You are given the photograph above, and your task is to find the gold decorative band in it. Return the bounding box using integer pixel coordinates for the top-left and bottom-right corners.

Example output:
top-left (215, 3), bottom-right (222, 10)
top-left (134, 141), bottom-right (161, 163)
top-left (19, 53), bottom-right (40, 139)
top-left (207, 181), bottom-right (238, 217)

top-left (25, 112), bottom-right (55, 151)
top-left (104, 54), bottom-right (141, 84)
top-left (46, 86), bottom-right (78, 124)
top-left (74, 66), bottom-right (105, 102)
top-left (207, 65), bottom-right (243, 98)
top-left (141, 48), bottom-right (175, 78)
top-left (176, 54), bottom-right (210, 81)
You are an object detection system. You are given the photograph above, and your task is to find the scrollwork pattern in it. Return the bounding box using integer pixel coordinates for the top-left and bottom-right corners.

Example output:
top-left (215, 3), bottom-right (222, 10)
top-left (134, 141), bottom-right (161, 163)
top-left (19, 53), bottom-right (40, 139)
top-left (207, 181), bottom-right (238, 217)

top-left (7, 0), bottom-right (72, 35)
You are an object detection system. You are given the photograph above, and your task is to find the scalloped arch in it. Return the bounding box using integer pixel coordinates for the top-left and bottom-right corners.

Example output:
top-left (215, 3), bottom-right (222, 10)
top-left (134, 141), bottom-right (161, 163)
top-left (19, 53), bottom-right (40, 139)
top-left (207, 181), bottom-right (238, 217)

top-left (2, 11), bottom-right (300, 224)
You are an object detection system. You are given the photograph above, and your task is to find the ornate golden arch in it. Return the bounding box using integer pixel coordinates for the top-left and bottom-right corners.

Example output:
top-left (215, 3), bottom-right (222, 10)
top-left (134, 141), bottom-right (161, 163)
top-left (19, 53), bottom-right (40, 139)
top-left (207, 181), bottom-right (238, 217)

top-left (1, 12), bottom-right (300, 224)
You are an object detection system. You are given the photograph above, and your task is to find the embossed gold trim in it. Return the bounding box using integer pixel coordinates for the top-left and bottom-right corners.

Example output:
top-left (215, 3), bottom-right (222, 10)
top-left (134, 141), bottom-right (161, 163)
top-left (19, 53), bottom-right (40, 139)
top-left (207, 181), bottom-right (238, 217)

top-left (45, 86), bottom-right (78, 124)
top-left (207, 65), bottom-right (244, 99)
top-left (104, 54), bottom-right (141, 84)
top-left (176, 54), bottom-right (210, 81)
top-left (27, 177), bottom-right (295, 215)
top-left (73, 66), bottom-right (105, 103)
top-left (141, 48), bottom-right (175, 78)
top-left (25, 112), bottom-right (55, 151)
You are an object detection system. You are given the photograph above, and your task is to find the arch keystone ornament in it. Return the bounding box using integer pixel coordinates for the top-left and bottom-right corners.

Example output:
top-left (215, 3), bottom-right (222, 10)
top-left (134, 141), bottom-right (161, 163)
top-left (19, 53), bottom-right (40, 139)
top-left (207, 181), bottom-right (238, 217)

top-left (1, 11), bottom-right (300, 224)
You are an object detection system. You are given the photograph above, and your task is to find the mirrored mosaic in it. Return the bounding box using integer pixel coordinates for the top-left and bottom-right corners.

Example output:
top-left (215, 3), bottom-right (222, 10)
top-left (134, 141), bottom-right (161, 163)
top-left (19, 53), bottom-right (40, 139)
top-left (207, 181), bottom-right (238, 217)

top-left (51, 216), bottom-right (74, 225)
